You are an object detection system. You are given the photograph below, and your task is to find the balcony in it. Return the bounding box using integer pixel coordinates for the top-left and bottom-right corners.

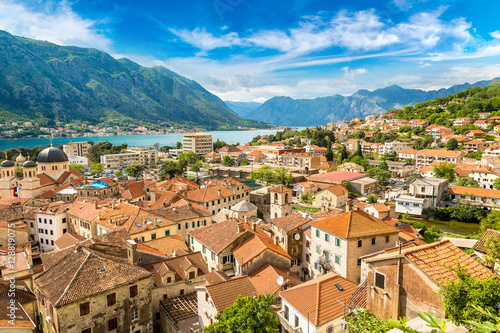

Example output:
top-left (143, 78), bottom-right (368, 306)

top-left (277, 310), bottom-right (303, 333)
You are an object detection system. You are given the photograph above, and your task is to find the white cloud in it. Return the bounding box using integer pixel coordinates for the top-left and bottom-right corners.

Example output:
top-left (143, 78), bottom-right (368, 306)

top-left (0, 1), bottom-right (112, 50)
top-left (169, 27), bottom-right (242, 51)
top-left (491, 31), bottom-right (500, 39)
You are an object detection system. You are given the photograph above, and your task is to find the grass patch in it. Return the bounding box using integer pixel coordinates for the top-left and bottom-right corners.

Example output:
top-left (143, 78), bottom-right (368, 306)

top-left (292, 206), bottom-right (320, 213)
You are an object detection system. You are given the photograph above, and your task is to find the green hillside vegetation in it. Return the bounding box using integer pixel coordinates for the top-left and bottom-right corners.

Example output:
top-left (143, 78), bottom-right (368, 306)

top-left (0, 31), bottom-right (269, 130)
top-left (395, 81), bottom-right (500, 125)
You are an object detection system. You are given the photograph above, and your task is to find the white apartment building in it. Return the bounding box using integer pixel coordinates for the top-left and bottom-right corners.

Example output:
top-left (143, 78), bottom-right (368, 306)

top-left (68, 155), bottom-right (89, 168)
top-left (35, 202), bottom-right (71, 252)
top-left (415, 149), bottom-right (463, 168)
top-left (182, 133), bottom-right (213, 155)
top-left (62, 141), bottom-right (90, 158)
top-left (100, 151), bottom-right (157, 169)
top-left (469, 169), bottom-right (500, 190)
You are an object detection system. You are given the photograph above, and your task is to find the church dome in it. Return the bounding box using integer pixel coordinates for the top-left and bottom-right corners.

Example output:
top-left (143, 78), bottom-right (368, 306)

top-left (1, 160), bottom-right (14, 167)
top-left (23, 161), bottom-right (36, 168)
top-left (16, 154), bottom-right (26, 163)
top-left (37, 147), bottom-right (68, 163)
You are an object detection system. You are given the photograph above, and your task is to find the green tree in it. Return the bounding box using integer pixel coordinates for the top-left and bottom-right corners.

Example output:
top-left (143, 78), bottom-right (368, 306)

top-left (355, 130), bottom-right (365, 140)
top-left (456, 177), bottom-right (480, 187)
top-left (191, 160), bottom-right (203, 179)
top-left (273, 166), bottom-right (293, 185)
top-left (446, 138), bottom-right (459, 150)
top-left (124, 165), bottom-right (146, 180)
top-left (480, 210), bottom-right (500, 233)
top-left (222, 155), bottom-right (236, 166)
top-left (178, 151), bottom-right (202, 166)
top-left (114, 170), bottom-right (123, 178)
top-left (353, 145), bottom-right (363, 158)
top-left (325, 137), bottom-right (334, 162)
top-left (159, 160), bottom-right (185, 180)
top-left (176, 142), bottom-right (182, 149)
top-left (240, 157), bottom-right (249, 166)
top-left (69, 163), bottom-right (86, 174)
top-left (14, 166), bottom-right (23, 178)
top-left (493, 178), bottom-right (500, 190)
top-left (368, 194), bottom-right (378, 204)
top-left (433, 162), bottom-right (456, 182)
top-left (337, 145), bottom-right (349, 164)
top-left (367, 168), bottom-right (392, 186)
top-left (379, 161), bottom-right (389, 170)
top-left (439, 265), bottom-right (500, 325)
top-left (345, 309), bottom-right (392, 333)
top-left (89, 163), bottom-right (104, 175)
top-left (204, 295), bottom-right (279, 333)
top-left (341, 181), bottom-right (351, 192)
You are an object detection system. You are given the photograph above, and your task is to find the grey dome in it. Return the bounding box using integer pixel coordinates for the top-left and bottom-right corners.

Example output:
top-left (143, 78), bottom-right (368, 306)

top-left (1, 160), bottom-right (14, 167)
top-left (37, 147), bottom-right (68, 163)
top-left (23, 160), bottom-right (36, 168)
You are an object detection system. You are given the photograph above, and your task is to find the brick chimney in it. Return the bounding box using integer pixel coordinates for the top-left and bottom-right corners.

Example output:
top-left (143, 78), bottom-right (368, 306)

top-left (217, 188), bottom-right (221, 197)
top-left (126, 239), bottom-right (138, 265)
top-left (237, 221), bottom-right (244, 233)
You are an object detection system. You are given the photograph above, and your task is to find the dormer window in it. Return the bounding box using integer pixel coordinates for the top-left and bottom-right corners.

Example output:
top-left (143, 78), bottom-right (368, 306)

top-left (189, 271), bottom-right (195, 279)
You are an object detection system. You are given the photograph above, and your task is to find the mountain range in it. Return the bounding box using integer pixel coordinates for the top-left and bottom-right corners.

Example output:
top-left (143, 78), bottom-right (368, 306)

top-left (225, 78), bottom-right (499, 126)
top-left (0, 30), bottom-right (268, 130)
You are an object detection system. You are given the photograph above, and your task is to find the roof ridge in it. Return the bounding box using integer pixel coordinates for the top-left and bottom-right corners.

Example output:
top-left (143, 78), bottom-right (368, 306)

top-left (403, 239), bottom-right (449, 255)
top-left (54, 250), bottom-right (90, 306)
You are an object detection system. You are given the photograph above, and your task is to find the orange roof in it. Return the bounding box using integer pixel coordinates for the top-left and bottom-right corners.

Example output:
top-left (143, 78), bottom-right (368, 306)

top-left (449, 186), bottom-right (500, 199)
top-left (417, 149), bottom-right (462, 157)
top-left (204, 276), bottom-right (256, 313)
top-left (399, 148), bottom-right (418, 154)
top-left (369, 203), bottom-right (390, 213)
top-left (54, 233), bottom-right (87, 249)
top-left (248, 263), bottom-right (302, 295)
top-left (279, 273), bottom-right (358, 326)
top-left (148, 191), bottom-right (182, 210)
top-left (142, 236), bottom-right (189, 256)
top-left (311, 211), bottom-right (398, 239)
top-left (186, 185), bottom-right (235, 203)
top-left (270, 212), bottom-right (312, 233)
top-left (270, 185), bottom-right (292, 193)
top-left (233, 234), bottom-right (291, 265)
top-left (323, 185), bottom-right (348, 196)
top-left (403, 240), bottom-right (493, 284)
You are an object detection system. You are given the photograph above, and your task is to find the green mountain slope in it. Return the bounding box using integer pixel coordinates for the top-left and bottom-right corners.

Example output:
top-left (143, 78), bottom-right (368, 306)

top-left (0, 30), bottom-right (268, 130)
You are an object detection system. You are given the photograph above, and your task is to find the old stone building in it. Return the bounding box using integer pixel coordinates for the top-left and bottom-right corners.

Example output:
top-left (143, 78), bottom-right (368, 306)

top-left (270, 185), bottom-right (292, 219)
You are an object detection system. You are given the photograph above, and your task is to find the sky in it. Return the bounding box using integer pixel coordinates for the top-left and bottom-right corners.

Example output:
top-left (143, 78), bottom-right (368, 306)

top-left (1, 0), bottom-right (500, 103)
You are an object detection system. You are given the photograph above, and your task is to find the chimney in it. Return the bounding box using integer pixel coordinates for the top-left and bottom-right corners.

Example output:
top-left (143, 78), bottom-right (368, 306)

top-left (126, 239), bottom-right (138, 265)
top-left (237, 222), bottom-right (244, 233)
top-left (94, 200), bottom-right (98, 209)
top-left (345, 201), bottom-right (350, 212)
top-left (244, 215), bottom-right (248, 224)
top-left (252, 223), bottom-right (256, 231)
top-left (217, 189), bottom-right (221, 197)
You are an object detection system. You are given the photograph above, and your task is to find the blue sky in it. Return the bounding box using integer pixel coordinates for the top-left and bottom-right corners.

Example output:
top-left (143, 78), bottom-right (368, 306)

top-left (1, 0), bottom-right (500, 102)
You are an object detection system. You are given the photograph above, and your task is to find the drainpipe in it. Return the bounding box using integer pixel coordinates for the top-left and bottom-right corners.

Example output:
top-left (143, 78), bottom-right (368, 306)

top-left (394, 242), bottom-right (402, 319)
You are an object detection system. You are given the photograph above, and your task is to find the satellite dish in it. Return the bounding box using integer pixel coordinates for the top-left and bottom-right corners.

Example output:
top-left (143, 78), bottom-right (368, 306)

top-left (294, 233), bottom-right (300, 241)
top-left (215, 263), bottom-right (223, 271)
top-left (277, 276), bottom-right (284, 286)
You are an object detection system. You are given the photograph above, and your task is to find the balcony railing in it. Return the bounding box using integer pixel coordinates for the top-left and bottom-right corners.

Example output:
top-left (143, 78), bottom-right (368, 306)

top-left (277, 310), bottom-right (303, 333)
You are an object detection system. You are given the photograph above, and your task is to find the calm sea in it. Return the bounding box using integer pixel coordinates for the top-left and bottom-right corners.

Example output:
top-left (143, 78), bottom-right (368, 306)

top-left (0, 129), bottom-right (288, 150)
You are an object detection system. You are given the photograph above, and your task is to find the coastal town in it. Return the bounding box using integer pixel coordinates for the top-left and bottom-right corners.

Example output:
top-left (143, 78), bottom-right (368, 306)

top-left (1, 99), bottom-right (500, 333)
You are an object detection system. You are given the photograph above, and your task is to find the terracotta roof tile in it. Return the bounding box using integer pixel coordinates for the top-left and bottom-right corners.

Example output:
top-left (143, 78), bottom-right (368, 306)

top-left (142, 252), bottom-right (208, 286)
top-left (248, 263), bottom-right (302, 295)
top-left (417, 149), bottom-right (462, 157)
top-left (270, 212), bottom-right (312, 233)
top-left (54, 233), bottom-right (87, 249)
top-left (473, 229), bottom-right (500, 254)
top-left (186, 185), bottom-right (235, 203)
top-left (0, 300), bottom-right (34, 328)
top-left (369, 203), bottom-right (390, 213)
top-left (0, 280), bottom-right (36, 305)
top-left (450, 186), bottom-right (500, 199)
top-left (311, 211), bottom-right (399, 239)
top-left (347, 279), bottom-right (367, 309)
top-left (35, 247), bottom-right (151, 307)
top-left (204, 270), bottom-right (231, 285)
top-left (152, 200), bottom-right (211, 222)
top-left (279, 273), bottom-right (358, 326)
top-left (204, 276), bottom-right (256, 313)
top-left (142, 236), bottom-right (189, 257)
top-left (270, 185), bottom-right (292, 193)
top-left (233, 235), bottom-right (291, 266)
top-left (324, 185), bottom-right (348, 196)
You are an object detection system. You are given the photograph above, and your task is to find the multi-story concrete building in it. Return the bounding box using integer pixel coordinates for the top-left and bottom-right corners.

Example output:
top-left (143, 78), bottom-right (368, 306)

top-left (182, 133), bottom-right (213, 155)
top-left (313, 185), bottom-right (348, 209)
top-left (307, 211), bottom-right (399, 283)
top-left (63, 141), bottom-right (90, 158)
top-left (276, 153), bottom-right (321, 169)
top-left (415, 149), bottom-right (463, 168)
top-left (409, 177), bottom-right (449, 207)
top-left (100, 152), bottom-right (141, 169)
top-left (35, 201), bottom-right (72, 252)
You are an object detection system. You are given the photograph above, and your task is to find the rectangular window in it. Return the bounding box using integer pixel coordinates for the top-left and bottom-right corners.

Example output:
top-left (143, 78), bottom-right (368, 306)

top-left (335, 255), bottom-right (340, 265)
top-left (314, 262), bottom-right (318, 270)
top-left (284, 305), bottom-right (289, 320)
top-left (358, 240), bottom-right (362, 247)
top-left (324, 251), bottom-right (329, 261)
top-left (316, 245), bottom-right (320, 254)
top-left (185, 222), bottom-right (189, 229)
top-left (202, 245), bottom-right (206, 254)
top-left (357, 258), bottom-right (362, 266)
top-left (107, 293), bottom-right (116, 306)
top-left (131, 308), bottom-right (139, 321)
top-left (325, 233), bottom-right (329, 242)
top-left (316, 229), bottom-right (320, 238)
top-left (108, 317), bottom-right (118, 331)
top-left (151, 233), bottom-right (156, 240)
top-left (375, 272), bottom-right (386, 289)
top-left (80, 302), bottom-right (90, 316)
top-left (189, 271), bottom-right (195, 279)
top-left (165, 230), bottom-right (170, 236)
top-left (177, 223), bottom-right (181, 230)
top-left (295, 315), bottom-right (299, 327)
top-left (385, 235), bottom-right (390, 243)
top-left (326, 326), bottom-right (333, 333)
top-left (82, 328), bottom-right (92, 333)
top-left (371, 237), bottom-right (376, 245)
top-left (335, 238), bottom-right (340, 247)
top-left (192, 221), bottom-right (195, 228)
top-left (130, 285), bottom-right (138, 298)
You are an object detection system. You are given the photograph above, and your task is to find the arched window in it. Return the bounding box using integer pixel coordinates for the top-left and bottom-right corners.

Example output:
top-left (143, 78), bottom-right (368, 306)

top-left (274, 193), bottom-right (278, 201)
top-left (285, 193), bottom-right (289, 203)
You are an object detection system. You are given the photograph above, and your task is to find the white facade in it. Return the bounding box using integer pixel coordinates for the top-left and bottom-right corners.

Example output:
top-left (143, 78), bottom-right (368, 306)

top-left (35, 212), bottom-right (68, 252)
top-left (395, 195), bottom-right (430, 216)
top-left (68, 155), bottom-right (89, 167)
top-left (469, 170), bottom-right (500, 190)
top-left (308, 226), bottom-right (348, 280)
top-left (278, 298), bottom-right (318, 333)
